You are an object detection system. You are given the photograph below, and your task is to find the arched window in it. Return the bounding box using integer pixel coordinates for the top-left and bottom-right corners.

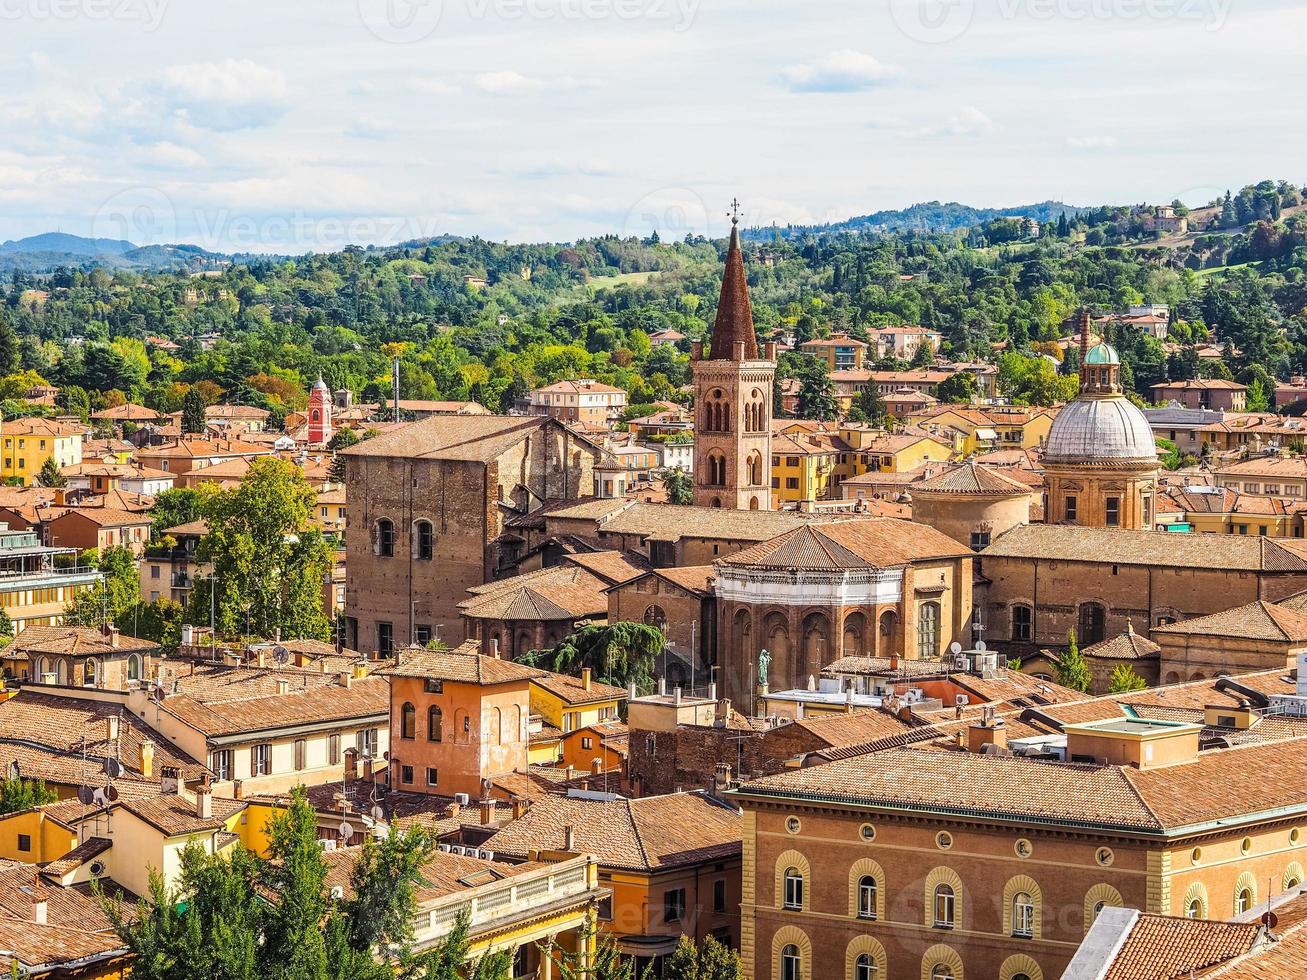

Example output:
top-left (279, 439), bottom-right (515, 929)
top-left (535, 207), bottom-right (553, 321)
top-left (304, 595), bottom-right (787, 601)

top-left (401, 702), bottom-right (416, 739)
top-left (781, 944), bottom-right (801, 980)
top-left (855, 954), bottom-right (876, 980)
top-left (931, 968), bottom-right (954, 980)
top-left (492, 706), bottom-right (503, 744)
top-left (783, 868), bottom-right (804, 910)
top-left (747, 451), bottom-right (763, 487)
top-left (374, 519), bottom-right (395, 558)
top-left (1078, 602), bottom-right (1106, 646)
top-left (643, 605), bottom-right (667, 630)
top-left (858, 876), bottom-right (877, 920)
top-left (918, 602), bottom-right (941, 659)
top-left (127, 654), bottom-right (142, 682)
top-left (311, 408), bottom-right (320, 422)
top-left (933, 884), bottom-right (955, 928)
top-left (428, 705), bottom-right (443, 742)
top-left (1236, 887), bottom-right (1253, 915)
top-left (414, 520), bottom-right (434, 561)
top-left (1187, 899), bottom-right (1202, 918)
top-left (83, 658), bottom-right (98, 687)
top-left (1012, 893), bottom-right (1034, 938)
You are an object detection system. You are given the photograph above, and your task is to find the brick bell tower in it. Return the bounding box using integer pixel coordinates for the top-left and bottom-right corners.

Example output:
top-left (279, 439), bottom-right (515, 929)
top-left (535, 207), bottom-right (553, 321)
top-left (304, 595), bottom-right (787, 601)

top-left (692, 201), bottom-right (776, 510)
top-left (308, 374), bottom-right (334, 446)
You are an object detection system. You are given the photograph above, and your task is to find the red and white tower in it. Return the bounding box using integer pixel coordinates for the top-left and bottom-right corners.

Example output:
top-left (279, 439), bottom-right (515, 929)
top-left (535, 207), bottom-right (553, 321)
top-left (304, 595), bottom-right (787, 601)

top-left (308, 374), bottom-right (333, 446)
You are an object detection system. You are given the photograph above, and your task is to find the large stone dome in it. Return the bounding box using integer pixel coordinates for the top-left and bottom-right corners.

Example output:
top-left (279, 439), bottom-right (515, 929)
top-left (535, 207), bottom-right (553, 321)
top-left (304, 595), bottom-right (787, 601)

top-left (1044, 396), bottom-right (1157, 463)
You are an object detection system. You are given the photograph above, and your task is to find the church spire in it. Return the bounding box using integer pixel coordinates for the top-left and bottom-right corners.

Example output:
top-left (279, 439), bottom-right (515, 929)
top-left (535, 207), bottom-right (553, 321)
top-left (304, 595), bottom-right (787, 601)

top-left (709, 201), bottom-right (758, 361)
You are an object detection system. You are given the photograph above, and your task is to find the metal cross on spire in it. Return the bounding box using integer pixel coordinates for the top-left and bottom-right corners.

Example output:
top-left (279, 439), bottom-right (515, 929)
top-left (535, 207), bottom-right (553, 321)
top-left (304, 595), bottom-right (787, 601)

top-left (728, 198), bottom-right (742, 225)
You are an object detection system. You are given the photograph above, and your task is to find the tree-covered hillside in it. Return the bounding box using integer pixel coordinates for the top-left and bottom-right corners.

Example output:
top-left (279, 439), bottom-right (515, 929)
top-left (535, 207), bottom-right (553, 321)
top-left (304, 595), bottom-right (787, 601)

top-left (2, 179), bottom-right (1306, 423)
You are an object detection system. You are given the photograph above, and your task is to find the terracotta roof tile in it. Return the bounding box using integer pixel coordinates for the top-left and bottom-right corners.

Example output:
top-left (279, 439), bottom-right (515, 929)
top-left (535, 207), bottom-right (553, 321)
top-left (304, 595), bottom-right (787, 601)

top-left (719, 518), bottom-right (970, 571)
top-left (377, 640), bottom-right (545, 684)
top-left (1152, 600), bottom-right (1307, 642)
top-left (1104, 913), bottom-right (1264, 979)
top-left (484, 792), bottom-right (741, 871)
top-left (983, 525), bottom-right (1307, 572)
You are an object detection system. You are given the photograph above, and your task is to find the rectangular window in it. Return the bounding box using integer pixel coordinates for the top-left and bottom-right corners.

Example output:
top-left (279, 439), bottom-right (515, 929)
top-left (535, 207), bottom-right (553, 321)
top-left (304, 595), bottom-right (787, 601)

top-left (18, 834), bottom-right (31, 852)
top-left (356, 728), bottom-right (378, 756)
top-left (970, 531), bottom-right (990, 551)
top-left (785, 478), bottom-right (799, 490)
top-left (1012, 606), bottom-right (1032, 642)
top-left (663, 888), bottom-right (686, 923)
top-left (253, 743), bottom-right (272, 776)
top-left (1105, 496), bottom-right (1120, 527)
top-left (424, 677), bottom-right (444, 694)
top-left (151, 565), bottom-right (160, 579)
top-left (581, 737), bottom-right (593, 750)
top-left (713, 878), bottom-right (727, 913)
top-left (377, 622), bottom-right (393, 656)
top-left (427, 767), bottom-right (438, 786)
top-left (598, 895), bottom-right (614, 921)
top-left (294, 739), bottom-right (307, 771)
top-left (328, 734), bottom-right (341, 765)
top-left (414, 624), bottom-right (432, 646)
top-left (401, 765), bottom-right (414, 784)
top-left (212, 749), bottom-right (233, 781)
top-left (1065, 495), bottom-right (1078, 522)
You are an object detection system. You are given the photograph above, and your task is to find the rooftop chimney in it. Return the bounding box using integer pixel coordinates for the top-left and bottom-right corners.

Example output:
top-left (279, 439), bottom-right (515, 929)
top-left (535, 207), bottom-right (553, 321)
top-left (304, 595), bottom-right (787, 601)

top-left (105, 715), bottom-right (119, 742)
top-left (591, 758), bottom-right (603, 775)
top-left (338, 671), bottom-right (352, 690)
top-left (673, 686), bottom-right (682, 705)
top-left (480, 800), bottom-right (494, 825)
top-left (967, 717), bottom-right (1007, 754)
top-left (581, 667), bottom-right (592, 692)
top-left (33, 899), bottom-right (47, 926)
top-left (195, 784), bottom-right (213, 819)
top-left (277, 679), bottom-right (289, 696)
top-left (139, 740), bottom-right (154, 778)
top-left (512, 798), bottom-right (530, 820)
top-left (708, 681), bottom-right (717, 702)
top-left (563, 825), bottom-right (576, 852)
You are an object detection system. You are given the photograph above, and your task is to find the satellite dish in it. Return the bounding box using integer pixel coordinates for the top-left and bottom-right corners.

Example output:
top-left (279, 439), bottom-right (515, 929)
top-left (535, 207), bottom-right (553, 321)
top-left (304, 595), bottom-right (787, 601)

top-left (104, 785), bottom-right (119, 802)
top-left (975, 640), bottom-right (987, 652)
top-left (273, 646), bottom-right (291, 665)
top-left (371, 805), bottom-right (385, 822)
top-left (949, 642), bottom-right (963, 655)
top-left (77, 785), bottom-right (95, 805)
top-left (92, 788), bottom-right (108, 806)
top-left (105, 758), bottom-right (122, 779)
top-left (338, 821), bottom-right (355, 838)
top-left (1263, 911), bottom-right (1279, 929)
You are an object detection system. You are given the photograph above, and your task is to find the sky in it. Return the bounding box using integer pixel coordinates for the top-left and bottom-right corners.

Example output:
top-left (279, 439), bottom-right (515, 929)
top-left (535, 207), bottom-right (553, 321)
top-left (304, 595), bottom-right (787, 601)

top-left (1, 0), bottom-right (1304, 252)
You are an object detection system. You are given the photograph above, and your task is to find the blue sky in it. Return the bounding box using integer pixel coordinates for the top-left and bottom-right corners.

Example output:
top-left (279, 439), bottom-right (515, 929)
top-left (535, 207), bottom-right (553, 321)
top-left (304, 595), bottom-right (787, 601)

top-left (1, 0), bottom-right (1302, 251)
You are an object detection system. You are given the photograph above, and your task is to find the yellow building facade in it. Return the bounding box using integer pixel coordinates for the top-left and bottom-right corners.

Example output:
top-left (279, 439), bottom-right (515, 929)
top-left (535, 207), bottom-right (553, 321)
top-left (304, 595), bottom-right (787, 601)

top-left (0, 419), bottom-right (83, 485)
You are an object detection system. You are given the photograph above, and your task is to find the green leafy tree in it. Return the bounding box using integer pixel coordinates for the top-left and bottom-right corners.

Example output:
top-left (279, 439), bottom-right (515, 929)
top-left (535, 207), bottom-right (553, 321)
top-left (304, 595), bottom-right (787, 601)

top-left (795, 363), bottom-right (839, 421)
top-left (664, 468), bottom-right (693, 505)
top-left (697, 937), bottom-right (744, 980)
top-left (0, 775), bottom-right (57, 814)
top-left (65, 545), bottom-right (139, 627)
top-left (935, 372), bottom-right (979, 404)
top-left (1246, 377), bottom-right (1270, 412)
top-left (552, 924), bottom-right (643, 980)
top-left (262, 789), bottom-right (330, 980)
top-left (0, 609), bottom-right (12, 640)
top-left (664, 936), bottom-right (699, 980)
top-left (1055, 630), bottom-right (1093, 694)
top-left (1108, 663), bottom-right (1149, 694)
top-left (521, 622), bottom-right (663, 691)
top-left (36, 455), bottom-right (67, 487)
top-left (194, 457), bottom-right (328, 640)
top-left (845, 384), bottom-right (887, 425)
top-left (182, 387), bottom-right (207, 435)
top-left (151, 487), bottom-right (207, 538)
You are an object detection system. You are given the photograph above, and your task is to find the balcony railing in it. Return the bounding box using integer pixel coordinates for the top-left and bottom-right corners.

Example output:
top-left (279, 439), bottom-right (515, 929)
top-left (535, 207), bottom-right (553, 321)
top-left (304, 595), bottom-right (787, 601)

top-left (411, 857), bottom-right (595, 950)
top-left (0, 563), bottom-right (100, 582)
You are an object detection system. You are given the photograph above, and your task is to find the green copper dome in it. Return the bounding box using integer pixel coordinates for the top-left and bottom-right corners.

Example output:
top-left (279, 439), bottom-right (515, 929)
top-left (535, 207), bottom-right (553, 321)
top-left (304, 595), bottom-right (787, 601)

top-left (1084, 342), bottom-right (1120, 366)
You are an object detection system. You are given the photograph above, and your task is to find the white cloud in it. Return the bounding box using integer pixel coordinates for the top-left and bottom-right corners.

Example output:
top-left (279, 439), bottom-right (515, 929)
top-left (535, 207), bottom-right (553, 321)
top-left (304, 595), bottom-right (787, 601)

top-left (909, 106), bottom-right (996, 139)
top-left (779, 50), bottom-right (900, 93)
top-left (150, 59), bottom-right (289, 131)
top-left (1067, 135), bottom-right (1119, 149)
top-left (472, 71), bottom-right (591, 95)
